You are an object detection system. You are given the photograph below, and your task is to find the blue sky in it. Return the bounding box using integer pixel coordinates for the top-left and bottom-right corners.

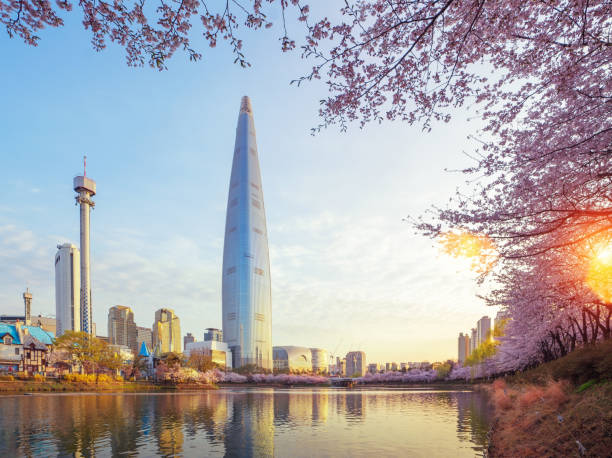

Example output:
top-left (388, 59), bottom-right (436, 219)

top-left (0, 4), bottom-right (495, 363)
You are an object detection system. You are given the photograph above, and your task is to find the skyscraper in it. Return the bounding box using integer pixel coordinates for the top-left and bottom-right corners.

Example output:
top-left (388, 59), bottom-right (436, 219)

top-left (458, 332), bottom-right (470, 364)
top-left (477, 316), bottom-right (492, 346)
top-left (55, 243), bottom-right (81, 336)
top-left (108, 305), bottom-right (138, 352)
top-left (346, 351), bottom-right (366, 377)
top-left (152, 308), bottom-right (181, 354)
top-left (222, 96), bottom-right (273, 370)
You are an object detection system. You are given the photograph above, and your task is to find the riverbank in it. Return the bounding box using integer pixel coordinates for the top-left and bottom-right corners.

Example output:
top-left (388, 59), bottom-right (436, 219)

top-left (485, 340), bottom-right (612, 457)
top-left (0, 380), bottom-right (219, 393)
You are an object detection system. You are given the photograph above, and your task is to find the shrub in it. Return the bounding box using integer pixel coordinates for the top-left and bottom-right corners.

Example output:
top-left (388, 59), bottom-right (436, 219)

top-left (33, 374), bottom-right (46, 382)
top-left (0, 375), bottom-right (15, 381)
top-left (16, 372), bottom-right (28, 380)
top-left (114, 375), bottom-right (124, 382)
top-left (96, 374), bottom-right (112, 383)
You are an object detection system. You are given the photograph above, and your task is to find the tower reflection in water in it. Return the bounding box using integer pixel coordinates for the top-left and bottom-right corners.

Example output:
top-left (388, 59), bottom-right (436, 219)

top-left (0, 389), bottom-right (492, 457)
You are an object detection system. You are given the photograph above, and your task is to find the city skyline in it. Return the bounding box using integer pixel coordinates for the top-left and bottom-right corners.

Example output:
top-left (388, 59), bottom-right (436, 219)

top-left (0, 22), bottom-right (493, 363)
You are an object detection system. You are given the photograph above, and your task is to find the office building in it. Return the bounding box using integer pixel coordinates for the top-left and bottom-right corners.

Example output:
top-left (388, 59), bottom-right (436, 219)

top-left (108, 306), bottom-right (138, 353)
top-left (184, 332), bottom-right (195, 349)
top-left (346, 351), bottom-right (366, 377)
top-left (152, 308), bottom-right (181, 354)
top-left (55, 243), bottom-right (81, 336)
top-left (222, 96), bottom-right (272, 369)
top-left (137, 326), bottom-right (152, 349)
top-left (204, 328), bottom-right (223, 342)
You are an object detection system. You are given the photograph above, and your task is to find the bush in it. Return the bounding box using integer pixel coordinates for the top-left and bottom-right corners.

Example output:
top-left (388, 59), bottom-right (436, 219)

top-left (114, 375), bottom-right (124, 382)
top-left (0, 375), bottom-right (15, 381)
top-left (33, 374), bottom-right (46, 382)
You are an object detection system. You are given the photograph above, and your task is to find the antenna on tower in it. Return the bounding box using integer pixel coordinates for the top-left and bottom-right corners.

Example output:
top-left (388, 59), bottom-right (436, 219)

top-left (84, 155), bottom-right (87, 177)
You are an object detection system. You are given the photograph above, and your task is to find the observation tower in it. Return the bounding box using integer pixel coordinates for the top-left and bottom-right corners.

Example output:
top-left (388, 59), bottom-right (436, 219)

top-left (73, 156), bottom-right (96, 334)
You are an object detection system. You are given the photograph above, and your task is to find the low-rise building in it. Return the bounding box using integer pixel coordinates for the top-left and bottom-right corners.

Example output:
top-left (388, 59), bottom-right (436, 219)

top-left (184, 340), bottom-right (232, 369)
top-left (0, 322), bottom-right (54, 375)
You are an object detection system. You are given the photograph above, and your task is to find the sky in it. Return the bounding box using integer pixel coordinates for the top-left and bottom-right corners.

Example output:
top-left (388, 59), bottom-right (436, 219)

top-left (0, 3), bottom-right (496, 363)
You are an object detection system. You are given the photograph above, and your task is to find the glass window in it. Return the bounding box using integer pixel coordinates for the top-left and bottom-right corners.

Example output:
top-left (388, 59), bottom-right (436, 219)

top-left (253, 228), bottom-right (263, 235)
top-left (14, 348), bottom-right (19, 355)
top-left (230, 198), bottom-right (238, 207)
top-left (251, 199), bottom-right (261, 209)
top-left (226, 266), bottom-right (236, 275)
top-left (254, 268), bottom-right (264, 276)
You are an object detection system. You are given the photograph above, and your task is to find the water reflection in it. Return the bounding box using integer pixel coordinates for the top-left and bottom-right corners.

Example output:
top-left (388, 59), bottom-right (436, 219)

top-left (0, 388), bottom-right (491, 457)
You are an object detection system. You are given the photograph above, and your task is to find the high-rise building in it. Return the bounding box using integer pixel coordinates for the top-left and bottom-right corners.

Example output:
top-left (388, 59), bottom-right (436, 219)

top-left (108, 306), bottom-right (138, 353)
top-left (184, 332), bottom-right (195, 349)
top-left (204, 328), bottom-right (223, 342)
top-left (152, 308), bottom-right (181, 354)
top-left (137, 326), bottom-right (152, 349)
top-left (54, 243), bottom-right (81, 336)
top-left (222, 96), bottom-right (272, 370)
top-left (73, 158), bottom-right (96, 334)
top-left (470, 328), bottom-right (478, 352)
top-left (458, 332), bottom-right (470, 364)
top-left (310, 348), bottom-right (329, 374)
top-left (346, 351), bottom-right (366, 377)
top-left (477, 316), bottom-right (492, 346)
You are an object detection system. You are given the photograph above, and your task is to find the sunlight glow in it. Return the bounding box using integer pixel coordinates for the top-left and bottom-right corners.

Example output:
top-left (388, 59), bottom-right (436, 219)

top-left (438, 230), bottom-right (498, 273)
top-left (586, 240), bottom-right (612, 303)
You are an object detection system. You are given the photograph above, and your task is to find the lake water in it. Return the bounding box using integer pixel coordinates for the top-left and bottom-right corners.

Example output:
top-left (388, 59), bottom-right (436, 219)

top-left (0, 387), bottom-right (492, 457)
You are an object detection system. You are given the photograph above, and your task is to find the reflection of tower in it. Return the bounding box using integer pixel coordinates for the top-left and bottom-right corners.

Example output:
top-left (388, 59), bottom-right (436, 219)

top-left (73, 157), bottom-right (96, 334)
top-left (22, 288), bottom-right (32, 325)
top-left (222, 96), bottom-right (273, 369)
top-left (224, 393), bottom-right (274, 456)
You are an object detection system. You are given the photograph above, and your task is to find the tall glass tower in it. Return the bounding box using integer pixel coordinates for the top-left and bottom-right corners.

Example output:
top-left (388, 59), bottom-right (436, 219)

top-left (222, 96), bottom-right (273, 370)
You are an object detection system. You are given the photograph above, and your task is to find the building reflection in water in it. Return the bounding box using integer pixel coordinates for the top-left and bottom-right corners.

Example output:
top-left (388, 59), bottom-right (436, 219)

top-left (0, 388), bottom-right (493, 457)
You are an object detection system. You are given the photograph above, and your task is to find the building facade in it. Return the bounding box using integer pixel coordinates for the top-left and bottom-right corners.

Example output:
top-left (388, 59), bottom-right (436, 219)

top-left (310, 348), bottom-right (329, 374)
top-left (55, 243), bottom-right (81, 336)
top-left (470, 328), bottom-right (478, 353)
top-left (108, 306), bottom-right (138, 353)
top-left (137, 326), bottom-right (152, 349)
top-left (204, 328), bottom-right (223, 342)
top-left (458, 332), bottom-right (471, 364)
top-left (346, 351), bottom-right (366, 377)
top-left (152, 308), bottom-right (181, 354)
top-left (184, 340), bottom-right (233, 369)
top-left (222, 96), bottom-right (273, 370)
top-left (0, 323), bottom-right (54, 375)
top-left (273, 346), bottom-right (312, 373)
top-left (184, 332), bottom-right (195, 350)
top-left (477, 316), bottom-right (492, 346)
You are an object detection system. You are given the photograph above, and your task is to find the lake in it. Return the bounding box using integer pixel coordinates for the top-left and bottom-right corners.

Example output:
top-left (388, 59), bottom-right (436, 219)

top-left (0, 387), bottom-right (492, 457)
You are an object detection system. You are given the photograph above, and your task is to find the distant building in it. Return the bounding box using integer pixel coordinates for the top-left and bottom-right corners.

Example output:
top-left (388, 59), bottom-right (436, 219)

top-left (108, 344), bottom-right (134, 365)
top-left (184, 340), bottom-right (232, 369)
top-left (494, 310), bottom-right (508, 339)
top-left (391, 362), bottom-right (398, 372)
top-left (273, 346), bottom-right (312, 373)
top-left (477, 316), bottom-right (492, 346)
top-left (204, 328), bottom-right (223, 342)
top-left (346, 351), bottom-right (366, 377)
top-left (55, 243), bottom-right (81, 336)
top-left (137, 326), bottom-right (152, 349)
top-left (458, 332), bottom-right (470, 364)
top-left (385, 362), bottom-right (392, 372)
top-left (152, 308), bottom-right (181, 354)
top-left (108, 306), bottom-right (138, 353)
top-left (184, 332), bottom-right (195, 350)
top-left (470, 328), bottom-right (478, 353)
top-left (367, 363), bottom-right (379, 374)
top-left (310, 348), bottom-right (329, 374)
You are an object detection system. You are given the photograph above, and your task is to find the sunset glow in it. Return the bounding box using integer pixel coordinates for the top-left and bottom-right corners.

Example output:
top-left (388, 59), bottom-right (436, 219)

top-left (439, 230), bottom-right (498, 273)
top-left (586, 241), bottom-right (612, 303)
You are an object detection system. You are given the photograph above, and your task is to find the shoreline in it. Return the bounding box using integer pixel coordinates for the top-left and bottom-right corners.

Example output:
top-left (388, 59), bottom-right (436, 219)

top-left (0, 379), bottom-right (478, 395)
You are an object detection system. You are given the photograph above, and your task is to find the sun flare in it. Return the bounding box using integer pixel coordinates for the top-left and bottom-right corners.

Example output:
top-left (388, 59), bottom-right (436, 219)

top-left (586, 240), bottom-right (612, 303)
